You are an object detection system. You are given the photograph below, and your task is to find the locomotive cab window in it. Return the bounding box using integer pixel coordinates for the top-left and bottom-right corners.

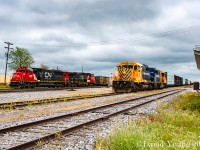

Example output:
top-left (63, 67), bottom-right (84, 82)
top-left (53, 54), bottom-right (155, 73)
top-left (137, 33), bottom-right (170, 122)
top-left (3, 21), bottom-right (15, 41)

top-left (134, 65), bottom-right (137, 70)
top-left (122, 65), bottom-right (133, 69)
top-left (117, 66), bottom-right (121, 70)
top-left (18, 70), bottom-right (25, 72)
top-left (127, 65), bottom-right (133, 69)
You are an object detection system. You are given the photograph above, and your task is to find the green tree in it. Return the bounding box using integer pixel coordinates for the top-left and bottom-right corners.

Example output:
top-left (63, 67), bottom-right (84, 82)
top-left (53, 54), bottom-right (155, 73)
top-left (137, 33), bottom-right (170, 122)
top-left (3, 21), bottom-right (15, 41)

top-left (9, 47), bottom-right (35, 70)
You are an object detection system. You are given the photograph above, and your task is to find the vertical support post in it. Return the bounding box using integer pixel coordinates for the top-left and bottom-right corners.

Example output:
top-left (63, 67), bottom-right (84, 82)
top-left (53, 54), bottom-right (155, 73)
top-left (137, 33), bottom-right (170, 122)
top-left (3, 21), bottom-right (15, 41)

top-left (4, 42), bottom-right (13, 84)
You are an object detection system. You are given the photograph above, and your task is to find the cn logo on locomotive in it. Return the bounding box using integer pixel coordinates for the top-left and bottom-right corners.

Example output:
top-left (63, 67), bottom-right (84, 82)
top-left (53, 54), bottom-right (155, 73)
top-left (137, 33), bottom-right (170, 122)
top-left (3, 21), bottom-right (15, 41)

top-left (44, 72), bottom-right (52, 80)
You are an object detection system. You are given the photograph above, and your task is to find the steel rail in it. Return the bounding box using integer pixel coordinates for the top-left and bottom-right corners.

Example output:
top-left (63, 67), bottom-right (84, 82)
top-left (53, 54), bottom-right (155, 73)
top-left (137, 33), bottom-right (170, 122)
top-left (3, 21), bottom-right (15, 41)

top-left (0, 89), bottom-right (180, 134)
top-left (0, 92), bottom-right (117, 110)
top-left (0, 88), bottom-right (178, 110)
top-left (0, 86), bottom-right (107, 93)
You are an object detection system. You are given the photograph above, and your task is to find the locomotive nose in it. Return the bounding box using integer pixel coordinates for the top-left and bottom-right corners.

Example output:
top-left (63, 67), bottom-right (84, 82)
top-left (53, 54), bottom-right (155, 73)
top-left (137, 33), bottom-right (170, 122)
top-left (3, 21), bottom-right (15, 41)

top-left (11, 72), bottom-right (21, 81)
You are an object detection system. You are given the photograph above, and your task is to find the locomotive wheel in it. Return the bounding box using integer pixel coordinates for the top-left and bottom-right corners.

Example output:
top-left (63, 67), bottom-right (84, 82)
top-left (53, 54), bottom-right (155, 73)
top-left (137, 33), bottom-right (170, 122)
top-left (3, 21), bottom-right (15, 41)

top-left (112, 87), bottom-right (118, 93)
top-left (18, 85), bottom-right (23, 89)
top-left (127, 87), bottom-right (132, 93)
top-left (31, 83), bottom-right (36, 88)
top-left (133, 86), bottom-right (137, 92)
top-left (148, 84), bottom-right (153, 90)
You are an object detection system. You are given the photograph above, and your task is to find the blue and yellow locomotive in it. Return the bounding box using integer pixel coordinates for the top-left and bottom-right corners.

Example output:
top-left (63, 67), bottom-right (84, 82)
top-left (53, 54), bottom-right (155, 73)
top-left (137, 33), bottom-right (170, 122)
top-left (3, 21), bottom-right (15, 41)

top-left (112, 61), bottom-right (167, 93)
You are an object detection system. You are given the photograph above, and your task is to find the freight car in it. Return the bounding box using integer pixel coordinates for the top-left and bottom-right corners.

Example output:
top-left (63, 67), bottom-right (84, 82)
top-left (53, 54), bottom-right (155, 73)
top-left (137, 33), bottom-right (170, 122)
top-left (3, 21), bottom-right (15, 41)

top-left (112, 61), bottom-right (167, 93)
top-left (95, 76), bottom-right (109, 86)
top-left (185, 79), bottom-right (189, 85)
top-left (167, 74), bottom-right (184, 87)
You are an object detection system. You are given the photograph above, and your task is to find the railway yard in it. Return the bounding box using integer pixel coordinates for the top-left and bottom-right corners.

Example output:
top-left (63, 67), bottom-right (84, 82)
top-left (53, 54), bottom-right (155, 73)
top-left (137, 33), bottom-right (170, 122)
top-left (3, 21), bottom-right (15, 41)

top-left (0, 86), bottom-right (192, 150)
top-left (1, 1), bottom-right (200, 149)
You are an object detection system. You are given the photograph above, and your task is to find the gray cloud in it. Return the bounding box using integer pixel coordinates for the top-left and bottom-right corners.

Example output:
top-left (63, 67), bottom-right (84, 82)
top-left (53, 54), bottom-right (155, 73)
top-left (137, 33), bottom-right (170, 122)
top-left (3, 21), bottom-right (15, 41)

top-left (0, 0), bottom-right (200, 82)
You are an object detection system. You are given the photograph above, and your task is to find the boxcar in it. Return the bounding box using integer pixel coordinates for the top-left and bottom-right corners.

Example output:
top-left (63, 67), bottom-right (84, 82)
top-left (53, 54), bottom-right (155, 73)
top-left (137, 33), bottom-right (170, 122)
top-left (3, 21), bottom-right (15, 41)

top-left (95, 76), bottom-right (109, 86)
top-left (174, 75), bottom-right (183, 86)
top-left (185, 79), bottom-right (189, 85)
top-left (167, 73), bottom-right (174, 87)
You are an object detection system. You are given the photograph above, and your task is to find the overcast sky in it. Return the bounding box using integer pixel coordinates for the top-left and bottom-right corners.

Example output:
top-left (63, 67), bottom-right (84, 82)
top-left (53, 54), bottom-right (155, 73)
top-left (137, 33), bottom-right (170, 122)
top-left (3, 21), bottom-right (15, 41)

top-left (0, 0), bottom-right (200, 81)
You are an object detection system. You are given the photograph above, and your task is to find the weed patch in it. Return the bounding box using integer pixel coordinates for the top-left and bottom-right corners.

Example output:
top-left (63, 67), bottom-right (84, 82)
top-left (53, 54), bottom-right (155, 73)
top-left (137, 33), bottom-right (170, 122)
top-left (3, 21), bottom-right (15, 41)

top-left (100, 92), bottom-right (200, 150)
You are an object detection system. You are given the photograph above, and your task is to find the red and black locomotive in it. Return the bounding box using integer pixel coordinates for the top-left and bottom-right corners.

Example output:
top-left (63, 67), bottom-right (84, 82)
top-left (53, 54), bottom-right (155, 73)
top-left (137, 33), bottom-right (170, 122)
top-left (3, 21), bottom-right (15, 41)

top-left (10, 67), bottom-right (96, 89)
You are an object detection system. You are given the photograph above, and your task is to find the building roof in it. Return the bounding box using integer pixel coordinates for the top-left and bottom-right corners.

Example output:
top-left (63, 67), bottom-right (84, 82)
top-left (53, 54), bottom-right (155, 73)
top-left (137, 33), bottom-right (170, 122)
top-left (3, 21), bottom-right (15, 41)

top-left (194, 46), bottom-right (200, 70)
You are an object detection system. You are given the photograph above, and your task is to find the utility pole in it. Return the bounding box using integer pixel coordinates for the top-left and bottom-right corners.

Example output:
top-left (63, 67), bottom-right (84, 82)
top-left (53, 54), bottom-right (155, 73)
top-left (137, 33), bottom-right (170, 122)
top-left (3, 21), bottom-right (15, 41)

top-left (82, 66), bottom-right (83, 73)
top-left (4, 42), bottom-right (13, 84)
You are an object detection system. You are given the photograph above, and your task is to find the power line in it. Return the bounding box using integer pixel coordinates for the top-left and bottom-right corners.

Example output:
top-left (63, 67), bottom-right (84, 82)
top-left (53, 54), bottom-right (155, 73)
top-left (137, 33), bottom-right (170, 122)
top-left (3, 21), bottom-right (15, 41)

top-left (16, 25), bottom-right (200, 47)
top-left (4, 42), bottom-right (13, 84)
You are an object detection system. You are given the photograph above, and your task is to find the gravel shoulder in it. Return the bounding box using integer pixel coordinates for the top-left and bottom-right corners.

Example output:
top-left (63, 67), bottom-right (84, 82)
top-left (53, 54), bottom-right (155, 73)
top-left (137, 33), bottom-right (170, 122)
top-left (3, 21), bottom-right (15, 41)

top-left (0, 88), bottom-right (175, 128)
top-left (0, 87), bottom-right (112, 103)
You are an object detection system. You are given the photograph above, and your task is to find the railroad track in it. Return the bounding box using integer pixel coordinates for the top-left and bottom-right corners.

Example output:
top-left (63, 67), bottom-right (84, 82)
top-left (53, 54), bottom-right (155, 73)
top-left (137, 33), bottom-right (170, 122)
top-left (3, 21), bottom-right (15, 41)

top-left (0, 87), bottom-right (67, 93)
top-left (0, 86), bottom-right (107, 93)
top-left (0, 89), bottom-right (184, 150)
top-left (0, 92), bottom-right (117, 110)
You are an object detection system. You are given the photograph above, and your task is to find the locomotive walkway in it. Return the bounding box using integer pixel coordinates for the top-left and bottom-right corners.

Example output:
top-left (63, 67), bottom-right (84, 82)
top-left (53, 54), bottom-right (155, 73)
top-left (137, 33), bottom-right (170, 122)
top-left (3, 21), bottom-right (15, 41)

top-left (0, 89), bottom-right (183, 150)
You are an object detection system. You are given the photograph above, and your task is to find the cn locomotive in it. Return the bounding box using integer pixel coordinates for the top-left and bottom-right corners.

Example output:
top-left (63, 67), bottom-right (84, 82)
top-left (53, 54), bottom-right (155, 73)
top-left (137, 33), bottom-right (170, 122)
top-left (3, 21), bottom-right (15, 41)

top-left (10, 67), bottom-right (96, 89)
top-left (112, 61), bottom-right (190, 93)
top-left (10, 67), bottom-right (110, 89)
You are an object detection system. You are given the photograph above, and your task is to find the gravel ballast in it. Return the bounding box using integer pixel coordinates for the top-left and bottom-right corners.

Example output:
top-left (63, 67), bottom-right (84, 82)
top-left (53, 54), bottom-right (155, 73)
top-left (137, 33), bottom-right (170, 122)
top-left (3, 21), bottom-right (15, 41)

top-left (0, 87), bottom-right (112, 103)
top-left (37, 88), bottom-right (191, 150)
top-left (0, 88), bottom-right (176, 129)
top-left (0, 87), bottom-right (192, 150)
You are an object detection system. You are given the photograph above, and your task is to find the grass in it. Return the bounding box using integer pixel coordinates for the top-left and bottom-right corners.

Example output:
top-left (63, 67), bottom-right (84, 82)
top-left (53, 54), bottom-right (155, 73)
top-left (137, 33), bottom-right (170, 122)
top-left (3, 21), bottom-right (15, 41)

top-left (0, 84), bottom-right (10, 89)
top-left (99, 92), bottom-right (200, 150)
top-left (171, 92), bottom-right (200, 112)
